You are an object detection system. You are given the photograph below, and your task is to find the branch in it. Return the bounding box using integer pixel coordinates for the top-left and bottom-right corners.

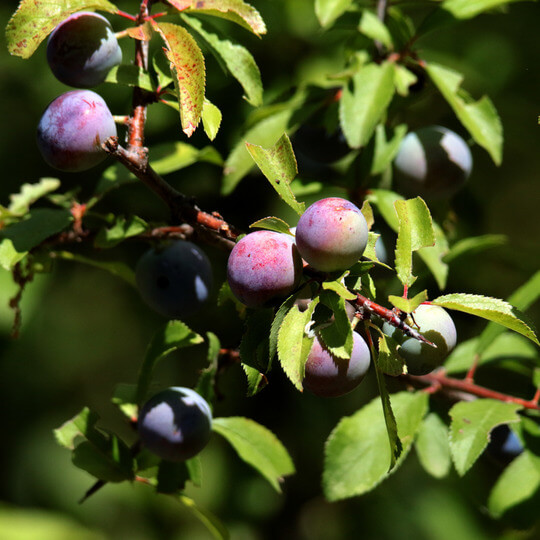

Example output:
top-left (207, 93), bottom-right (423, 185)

top-left (401, 371), bottom-right (540, 411)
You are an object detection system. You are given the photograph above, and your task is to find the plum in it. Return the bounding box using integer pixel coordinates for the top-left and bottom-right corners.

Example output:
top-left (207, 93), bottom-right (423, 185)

top-left (136, 241), bottom-right (213, 319)
top-left (36, 89), bottom-right (116, 172)
top-left (47, 11), bottom-right (122, 88)
top-left (227, 231), bottom-right (303, 308)
top-left (384, 304), bottom-right (457, 375)
top-left (295, 197), bottom-right (368, 272)
top-left (138, 387), bottom-right (212, 462)
top-left (394, 126), bottom-right (472, 199)
top-left (303, 331), bottom-right (371, 397)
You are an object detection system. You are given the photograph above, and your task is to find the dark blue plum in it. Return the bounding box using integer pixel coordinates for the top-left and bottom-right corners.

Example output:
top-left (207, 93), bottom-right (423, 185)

top-left (303, 332), bottom-right (371, 397)
top-left (136, 241), bottom-right (213, 319)
top-left (295, 197), bottom-right (369, 272)
top-left (47, 11), bottom-right (122, 88)
top-left (394, 126), bottom-right (472, 199)
top-left (37, 89), bottom-right (116, 172)
top-left (138, 387), bottom-right (212, 462)
top-left (227, 231), bottom-right (303, 308)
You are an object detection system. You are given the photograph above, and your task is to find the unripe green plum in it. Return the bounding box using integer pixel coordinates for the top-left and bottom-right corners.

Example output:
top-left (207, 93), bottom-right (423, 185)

top-left (384, 304), bottom-right (457, 375)
top-left (303, 332), bottom-right (371, 397)
top-left (394, 126), bottom-right (472, 199)
top-left (295, 197), bottom-right (369, 272)
top-left (47, 12), bottom-right (122, 88)
top-left (138, 387), bottom-right (212, 462)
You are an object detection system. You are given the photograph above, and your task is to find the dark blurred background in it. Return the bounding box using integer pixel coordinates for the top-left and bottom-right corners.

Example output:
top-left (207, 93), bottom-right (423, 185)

top-left (0, 1), bottom-right (539, 538)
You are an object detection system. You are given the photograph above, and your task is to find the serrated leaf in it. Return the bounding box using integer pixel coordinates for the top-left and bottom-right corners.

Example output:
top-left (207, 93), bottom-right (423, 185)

top-left (488, 451), bottom-right (540, 518)
top-left (432, 293), bottom-right (539, 346)
top-left (213, 417), bottom-right (295, 492)
top-left (426, 62), bottom-right (503, 165)
top-left (358, 10), bottom-right (393, 49)
top-left (323, 391), bottom-right (428, 501)
top-left (0, 209), bottom-right (72, 270)
top-left (183, 15), bottom-right (262, 106)
top-left (388, 291), bottom-right (428, 314)
top-left (278, 299), bottom-right (319, 391)
top-left (195, 332), bottom-right (221, 406)
top-left (6, 0), bottom-right (118, 58)
top-left (377, 333), bottom-right (405, 376)
top-left (417, 220), bottom-right (449, 290)
top-left (104, 65), bottom-right (155, 92)
top-left (223, 108), bottom-right (294, 195)
top-left (443, 234), bottom-right (507, 263)
top-left (315, 0), bottom-right (353, 27)
top-left (394, 198), bottom-right (435, 288)
top-left (442, 0), bottom-right (527, 19)
top-left (178, 494), bottom-right (230, 540)
top-left (8, 178), bottom-right (61, 216)
top-left (321, 279), bottom-right (356, 301)
top-left (318, 291), bottom-right (354, 359)
top-left (393, 65), bottom-right (418, 97)
top-left (154, 22), bottom-right (205, 137)
top-left (360, 201), bottom-right (374, 229)
top-left (94, 216), bottom-right (148, 249)
top-left (135, 321), bottom-right (204, 404)
top-left (269, 295), bottom-right (296, 364)
top-left (449, 399), bottom-right (522, 476)
top-left (476, 270), bottom-right (540, 355)
top-left (339, 62), bottom-right (395, 149)
top-left (167, 0), bottom-right (266, 36)
top-left (371, 124), bottom-right (408, 175)
top-left (201, 98), bottom-right (222, 141)
top-left (416, 413), bottom-right (451, 479)
top-left (250, 217), bottom-right (292, 235)
top-left (54, 407), bottom-right (102, 450)
top-left (246, 134), bottom-right (304, 215)
top-left (126, 21), bottom-right (153, 41)
top-left (242, 364), bottom-right (267, 397)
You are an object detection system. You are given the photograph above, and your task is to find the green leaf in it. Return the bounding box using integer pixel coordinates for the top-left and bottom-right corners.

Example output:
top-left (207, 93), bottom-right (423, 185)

top-left (8, 178), bottom-right (61, 216)
top-left (135, 321), bottom-right (204, 405)
top-left (94, 216), bottom-right (148, 249)
top-left (432, 293), bottom-right (539, 346)
top-left (415, 413), bottom-right (451, 479)
top-left (376, 333), bottom-right (405, 376)
top-left (239, 309), bottom-right (273, 372)
top-left (442, 0), bottom-right (528, 19)
top-left (488, 451), bottom-right (540, 518)
top-left (393, 65), bottom-right (418, 97)
top-left (388, 290), bottom-right (428, 313)
top-left (242, 364), bottom-right (268, 397)
top-left (315, 0), bottom-right (353, 27)
top-left (178, 494), bottom-right (230, 540)
top-left (366, 189), bottom-right (403, 231)
top-left (195, 332), bottom-right (221, 407)
top-left (54, 251), bottom-right (136, 287)
top-left (278, 299), bottom-right (319, 391)
top-left (157, 459), bottom-right (201, 493)
top-left (417, 219), bottom-right (449, 290)
top-left (394, 198), bottom-right (435, 288)
top-left (443, 234), bottom-right (507, 263)
top-left (0, 209), bottom-right (72, 270)
top-left (104, 65), bottom-right (155, 92)
top-left (426, 62), bottom-right (503, 165)
top-left (6, 0), bottom-right (118, 58)
top-left (371, 124), bottom-right (408, 175)
top-left (154, 22), bottom-right (206, 137)
top-left (111, 384), bottom-right (138, 421)
top-left (339, 62), bottom-right (395, 149)
top-left (151, 141), bottom-right (223, 175)
top-left (358, 10), bottom-right (393, 49)
top-left (318, 291), bottom-right (354, 359)
top-left (323, 391), bottom-right (428, 501)
top-left (269, 295), bottom-right (297, 364)
top-left (223, 108), bottom-right (294, 195)
top-left (167, 0), bottom-right (266, 36)
top-left (54, 407), bottom-right (101, 450)
top-left (213, 417), bottom-right (295, 492)
top-left (250, 216), bottom-right (292, 236)
top-left (183, 15), bottom-right (263, 106)
top-left (201, 98), bottom-right (222, 141)
top-left (476, 270), bottom-right (540, 354)
top-left (246, 134), bottom-right (304, 215)
top-left (449, 399), bottom-right (522, 476)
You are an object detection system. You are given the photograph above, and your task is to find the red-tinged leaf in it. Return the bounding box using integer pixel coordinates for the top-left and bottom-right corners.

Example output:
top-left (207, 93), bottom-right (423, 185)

top-left (166, 0), bottom-right (266, 36)
top-left (6, 0), bottom-right (118, 58)
top-left (154, 22), bottom-right (205, 137)
top-left (126, 22), bottom-right (153, 41)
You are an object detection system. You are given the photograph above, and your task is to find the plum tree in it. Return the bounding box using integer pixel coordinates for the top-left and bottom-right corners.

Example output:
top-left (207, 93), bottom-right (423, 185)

top-left (384, 304), bottom-right (457, 375)
top-left (36, 89), bottom-right (117, 172)
top-left (394, 126), bottom-right (473, 199)
top-left (303, 331), bottom-right (371, 397)
top-left (295, 197), bottom-right (369, 272)
top-left (136, 240), bottom-right (213, 319)
top-left (138, 387), bottom-right (212, 462)
top-left (46, 12), bottom-right (122, 88)
top-left (227, 231), bottom-right (303, 308)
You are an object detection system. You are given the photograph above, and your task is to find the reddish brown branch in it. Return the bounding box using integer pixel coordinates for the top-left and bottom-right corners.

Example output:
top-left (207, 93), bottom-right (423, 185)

top-left (401, 371), bottom-right (540, 411)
